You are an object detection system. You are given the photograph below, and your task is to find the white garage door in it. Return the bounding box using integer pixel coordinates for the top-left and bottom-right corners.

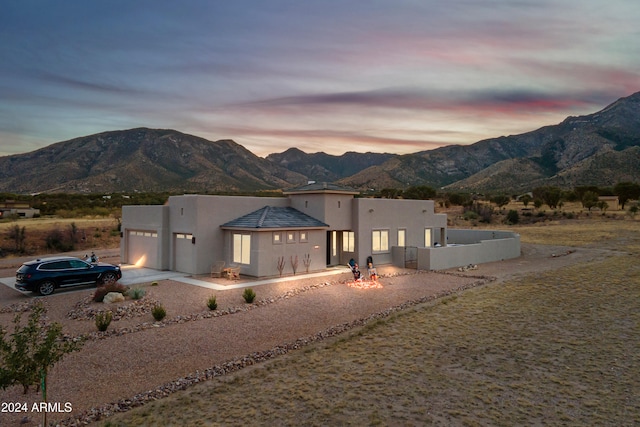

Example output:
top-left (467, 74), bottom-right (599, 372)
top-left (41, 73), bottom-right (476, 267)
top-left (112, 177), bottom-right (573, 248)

top-left (127, 230), bottom-right (159, 268)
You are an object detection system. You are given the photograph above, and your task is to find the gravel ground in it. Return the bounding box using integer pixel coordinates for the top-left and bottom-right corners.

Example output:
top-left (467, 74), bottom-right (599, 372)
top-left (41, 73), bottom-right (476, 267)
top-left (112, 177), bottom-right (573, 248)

top-left (0, 243), bottom-right (614, 426)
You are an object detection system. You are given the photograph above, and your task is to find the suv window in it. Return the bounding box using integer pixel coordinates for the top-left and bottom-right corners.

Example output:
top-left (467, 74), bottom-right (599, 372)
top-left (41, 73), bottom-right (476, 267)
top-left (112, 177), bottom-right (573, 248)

top-left (69, 259), bottom-right (90, 269)
top-left (40, 260), bottom-right (71, 270)
top-left (17, 265), bottom-right (31, 273)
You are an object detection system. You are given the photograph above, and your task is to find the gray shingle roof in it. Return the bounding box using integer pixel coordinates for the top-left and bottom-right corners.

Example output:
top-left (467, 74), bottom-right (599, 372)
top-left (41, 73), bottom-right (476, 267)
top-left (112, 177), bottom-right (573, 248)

top-left (221, 206), bottom-right (328, 229)
top-left (283, 182), bottom-right (359, 194)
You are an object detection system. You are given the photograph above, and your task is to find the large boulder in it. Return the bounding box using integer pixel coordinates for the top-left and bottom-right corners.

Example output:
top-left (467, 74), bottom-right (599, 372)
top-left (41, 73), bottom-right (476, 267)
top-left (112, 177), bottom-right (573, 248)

top-left (103, 292), bottom-right (125, 304)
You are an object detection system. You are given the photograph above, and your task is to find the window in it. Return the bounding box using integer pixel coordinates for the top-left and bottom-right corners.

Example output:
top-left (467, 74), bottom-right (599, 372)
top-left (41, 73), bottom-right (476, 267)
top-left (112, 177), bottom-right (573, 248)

top-left (300, 231), bottom-right (308, 243)
top-left (273, 232), bottom-right (282, 244)
top-left (332, 231), bottom-right (337, 256)
top-left (176, 233), bottom-right (193, 240)
top-left (372, 230), bottom-right (389, 253)
top-left (287, 231), bottom-right (296, 243)
top-left (425, 228), bottom-right (432, 247)
top-left (398, 229), bottom-right (406, 247)
top-left (40, 261), bottom-right (71, 270)
top-left (342, 231), bottom-right (355, 252)
top-left (69, 259), bottom-right (89, 269)
top-left (233, 233), bottom-right (251, 264)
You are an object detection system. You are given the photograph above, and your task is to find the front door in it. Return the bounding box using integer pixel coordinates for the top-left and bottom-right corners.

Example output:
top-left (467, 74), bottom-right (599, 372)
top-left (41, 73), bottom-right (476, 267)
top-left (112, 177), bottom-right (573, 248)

top-left (326, 230), bottom-right (341, 266)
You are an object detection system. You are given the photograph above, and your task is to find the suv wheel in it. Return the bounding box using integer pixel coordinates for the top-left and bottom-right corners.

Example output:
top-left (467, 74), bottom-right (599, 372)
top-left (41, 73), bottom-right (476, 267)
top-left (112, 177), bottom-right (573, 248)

top-left (101, 272), bottom-right (117, 286)
top-left (37, 280), bottom-right (55, 296)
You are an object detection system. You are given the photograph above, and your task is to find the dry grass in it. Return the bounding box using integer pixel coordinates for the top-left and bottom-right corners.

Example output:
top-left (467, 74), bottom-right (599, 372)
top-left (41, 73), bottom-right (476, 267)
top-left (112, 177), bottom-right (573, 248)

top-left (515, 217), bottom-right (639, 249)
top-left (0, 217), bottom-right (120, 256)
top-left (100, 221), bottom-right (640, 426)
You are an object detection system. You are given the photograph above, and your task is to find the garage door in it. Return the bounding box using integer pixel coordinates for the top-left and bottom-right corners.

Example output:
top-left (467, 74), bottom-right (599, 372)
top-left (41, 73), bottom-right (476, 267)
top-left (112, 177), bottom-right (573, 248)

top-left (127, 230), bottom-right (159, 268)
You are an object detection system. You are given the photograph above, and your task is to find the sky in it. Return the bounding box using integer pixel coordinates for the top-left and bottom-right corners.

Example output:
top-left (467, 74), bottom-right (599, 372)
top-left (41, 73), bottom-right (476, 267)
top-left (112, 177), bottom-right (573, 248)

top-left (1, 1), bottom-right (639, 158)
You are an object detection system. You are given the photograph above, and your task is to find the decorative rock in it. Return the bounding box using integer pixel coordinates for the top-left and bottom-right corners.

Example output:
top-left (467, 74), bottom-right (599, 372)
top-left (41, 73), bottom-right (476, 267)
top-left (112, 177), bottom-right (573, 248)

top-left (103, 292), bottom-right (125, 304)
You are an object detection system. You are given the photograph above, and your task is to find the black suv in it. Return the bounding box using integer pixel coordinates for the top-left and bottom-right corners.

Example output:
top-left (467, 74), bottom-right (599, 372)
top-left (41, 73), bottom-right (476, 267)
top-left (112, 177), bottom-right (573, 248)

top-left (15, 256), bottom-right (122, 296)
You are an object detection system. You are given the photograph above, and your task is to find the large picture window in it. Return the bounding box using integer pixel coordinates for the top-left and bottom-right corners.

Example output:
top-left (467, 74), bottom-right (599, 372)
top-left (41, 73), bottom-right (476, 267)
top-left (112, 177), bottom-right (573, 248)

top-left (342, 231), bottom-right (355, 252)
top-left (233, 233), bottom-right (251, 264)
top-left (372, 230), bottom-right (389, 253)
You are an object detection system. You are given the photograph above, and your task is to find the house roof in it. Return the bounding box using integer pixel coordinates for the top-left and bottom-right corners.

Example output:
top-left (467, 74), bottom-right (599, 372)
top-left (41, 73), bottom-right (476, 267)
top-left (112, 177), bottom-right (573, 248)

top-left (283, 182), bottom-right (360, 195)
top-left (221, 206), bottom-right (329, 229)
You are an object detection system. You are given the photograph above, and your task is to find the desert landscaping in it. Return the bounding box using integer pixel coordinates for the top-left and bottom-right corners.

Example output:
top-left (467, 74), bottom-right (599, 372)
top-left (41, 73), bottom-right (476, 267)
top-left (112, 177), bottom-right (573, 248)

top-left (0, 213), bottom-right (639, 426)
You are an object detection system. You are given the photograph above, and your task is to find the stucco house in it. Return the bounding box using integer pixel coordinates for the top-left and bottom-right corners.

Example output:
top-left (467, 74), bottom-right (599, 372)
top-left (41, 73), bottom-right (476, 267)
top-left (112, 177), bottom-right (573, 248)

top-left (0, 201), bottom-right (40, 219)
top-left (120, 182), bottom-right (520, 277)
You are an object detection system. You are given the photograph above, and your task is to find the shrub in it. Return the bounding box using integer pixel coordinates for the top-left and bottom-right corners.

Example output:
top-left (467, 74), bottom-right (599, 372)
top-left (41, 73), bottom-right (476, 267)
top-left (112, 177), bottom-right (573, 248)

top-left (45, 229), bottom-right (74, 252)
top-left (151, 281), bottom-right (159, 287)
top-left (242, 288), bottom-right (256, 303)
top-left (462, 210), bottom-right (478, 221)
top-left (506, 209), bottom-right (519, 224)
top-left (93, 282), bottom-right (129, 302)
top-left (95, 311), bottom-right (113, 332)
top-left (207, 295), bottom-right (218, 310)
top-left (152, 304), bottom-right (166, 321)
top-left (130, 287), bottom-right (146, 300)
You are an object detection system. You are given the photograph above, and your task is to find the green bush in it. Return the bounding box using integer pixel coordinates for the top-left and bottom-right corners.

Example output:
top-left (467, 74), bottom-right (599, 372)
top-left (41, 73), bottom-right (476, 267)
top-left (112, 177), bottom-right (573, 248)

top-left (242, 288), bottom-right (256, 303)
top-left (207, 295), bottom-right (218, 310)
top-left (506, 209), bottom-right (519, 224)
top-left (93, 283), bottom-right (129, 302)
top-left (462, 210), bottom-right (478, 221)
top-left (152, 304), bottom-right (166, 321)
top-left (130, 287), bottom-right (146, 300)
top-left (95, 311), bottom-right (113, 332)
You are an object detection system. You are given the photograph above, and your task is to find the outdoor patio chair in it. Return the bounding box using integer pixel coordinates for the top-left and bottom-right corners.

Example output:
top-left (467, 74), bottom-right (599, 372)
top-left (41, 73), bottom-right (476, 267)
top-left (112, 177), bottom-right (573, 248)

top-left (210, 261), bottom-right (226, 278)
top-left (226, 266), bottom-right (241, 280)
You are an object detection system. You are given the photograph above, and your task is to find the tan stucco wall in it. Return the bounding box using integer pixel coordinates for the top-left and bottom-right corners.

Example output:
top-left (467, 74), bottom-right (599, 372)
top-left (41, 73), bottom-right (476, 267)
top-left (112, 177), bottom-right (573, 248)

top-left (352, 198), bottom-right (448, 266)
top-left (170, 195), bottom-right (289, 274)
top-left (416, 229), bottom-right (521, 270)
top-left (289, 193), bottom-right (353, 230)
top-left (247, 228), bottom-right (327, 277)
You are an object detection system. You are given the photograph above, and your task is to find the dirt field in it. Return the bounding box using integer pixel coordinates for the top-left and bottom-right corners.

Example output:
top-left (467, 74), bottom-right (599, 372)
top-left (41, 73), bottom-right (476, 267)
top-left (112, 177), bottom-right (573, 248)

top-left (1, 217), bottom-right (638, 426)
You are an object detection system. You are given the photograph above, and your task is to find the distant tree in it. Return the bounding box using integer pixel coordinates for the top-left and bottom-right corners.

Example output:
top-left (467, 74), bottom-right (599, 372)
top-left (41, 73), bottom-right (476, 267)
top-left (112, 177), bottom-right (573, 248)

top-left (447, 192), bottom-right (472, 207)
top-left (613, 182), bottom-right (640, 209)
top-left (379, 188), bottom-right (401, 199)
top-left (575, 185), bottom-right (601, 200)
top-left (464, 202), bottom-right (493, 223)
top-left (490, 194), bottom-right (510, 208)
top-left (597, 200), bottom-right (609, 212)
top-left (519, 194), bottom-right (533, 207)
top-left (533, 186), bottom-right (562, 209)
top-left (581, 191), bottom-right (600, 211)
top-left (402, 185), bottom-right (436, 200)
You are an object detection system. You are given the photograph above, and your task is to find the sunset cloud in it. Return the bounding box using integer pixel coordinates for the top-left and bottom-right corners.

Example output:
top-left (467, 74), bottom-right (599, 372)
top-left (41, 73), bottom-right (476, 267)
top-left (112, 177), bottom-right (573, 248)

top-left (0, 1), bottom-right (638, 157)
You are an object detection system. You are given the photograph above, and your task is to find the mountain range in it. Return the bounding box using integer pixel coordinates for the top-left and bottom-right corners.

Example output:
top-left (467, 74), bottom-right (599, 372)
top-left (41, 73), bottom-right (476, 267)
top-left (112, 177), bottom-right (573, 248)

top-left (0, 91), bottom-right (639, 194)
